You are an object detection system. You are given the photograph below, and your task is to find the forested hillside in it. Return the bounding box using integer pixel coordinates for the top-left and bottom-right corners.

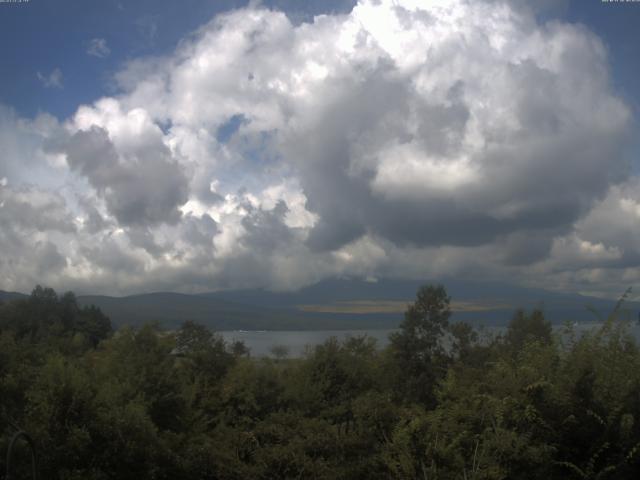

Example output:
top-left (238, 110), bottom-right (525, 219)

top-left (2, 286), bottom-right (640, 479)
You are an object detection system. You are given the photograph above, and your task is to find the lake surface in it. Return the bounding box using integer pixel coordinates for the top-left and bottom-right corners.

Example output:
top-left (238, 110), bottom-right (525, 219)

top-left (220, 329), bottom-right (398, 357)
top-left (221, 321), bottom-right (640, 358)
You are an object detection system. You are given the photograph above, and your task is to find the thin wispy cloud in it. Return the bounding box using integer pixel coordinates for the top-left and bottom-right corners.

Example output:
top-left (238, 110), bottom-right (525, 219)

top-left (135, 14), bottom-right (159, 45)
top-left (87, 38), bottom-right (111, 58)
top-left (36, 68), bottom-right (63, 89)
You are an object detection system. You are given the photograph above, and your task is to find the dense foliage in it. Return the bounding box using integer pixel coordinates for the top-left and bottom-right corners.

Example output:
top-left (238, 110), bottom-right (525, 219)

top-left (2, 285), bottom-right (640, 479)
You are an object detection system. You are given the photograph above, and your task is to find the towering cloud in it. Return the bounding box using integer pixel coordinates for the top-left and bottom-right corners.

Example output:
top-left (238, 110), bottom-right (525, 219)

top-left (0, 0), bottom-right (636, 295)
top-left (62, 103), bottom-right (189, 226)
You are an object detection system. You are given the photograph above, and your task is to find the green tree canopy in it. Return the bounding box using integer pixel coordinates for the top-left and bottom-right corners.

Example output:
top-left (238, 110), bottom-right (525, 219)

top-left (389, 284), bottom-right (451, 406)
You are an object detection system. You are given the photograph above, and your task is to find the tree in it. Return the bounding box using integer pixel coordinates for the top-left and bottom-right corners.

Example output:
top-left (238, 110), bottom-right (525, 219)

top-left (174, 320), bottom-right (235, 382)
top-left (505, 308), bottom-right (552, 351)
top-left (76, 305), bottom-right (112, 347)
top-left (388, 284), bottom-right (451, 406)
top-left (0, 286), bottom-right (111, 350)
top-left (269, 344), bottom-right (290, 360)
top-left (449, 321), bottom-right (478, 362)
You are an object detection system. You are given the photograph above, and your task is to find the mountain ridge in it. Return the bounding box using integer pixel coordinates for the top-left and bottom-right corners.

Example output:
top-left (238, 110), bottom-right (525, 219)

top-left (1, 279), bottom-right (636, 330)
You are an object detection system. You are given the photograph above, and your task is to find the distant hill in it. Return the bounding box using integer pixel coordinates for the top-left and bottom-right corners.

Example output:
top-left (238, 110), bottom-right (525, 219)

top-left (0, 290), bottom-right (27, 303)
top-left (1, 279), bottom-right (637, 330)
top-left (200, 278), bottom-right (637, 327)
top-left (75, 293), bottom-right (318, 330)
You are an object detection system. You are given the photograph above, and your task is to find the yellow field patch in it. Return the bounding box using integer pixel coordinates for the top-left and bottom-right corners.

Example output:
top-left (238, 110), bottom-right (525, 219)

top-left (297, 300), bottom-right (511, 314)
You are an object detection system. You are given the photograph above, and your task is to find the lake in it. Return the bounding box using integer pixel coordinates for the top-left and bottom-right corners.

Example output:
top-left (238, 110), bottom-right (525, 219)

top-left (220, 329), bottom-right (397, 357)
top-left (221, 321), bottom-right (640, 358)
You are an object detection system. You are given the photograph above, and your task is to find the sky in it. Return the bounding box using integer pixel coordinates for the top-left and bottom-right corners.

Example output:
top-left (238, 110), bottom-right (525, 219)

top-left (1, 0), bottom-right (640, 297)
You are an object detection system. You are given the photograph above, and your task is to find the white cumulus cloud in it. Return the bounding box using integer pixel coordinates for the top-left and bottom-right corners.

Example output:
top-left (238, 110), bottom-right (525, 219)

top-left (0, 0), bottom-right (637, 296)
